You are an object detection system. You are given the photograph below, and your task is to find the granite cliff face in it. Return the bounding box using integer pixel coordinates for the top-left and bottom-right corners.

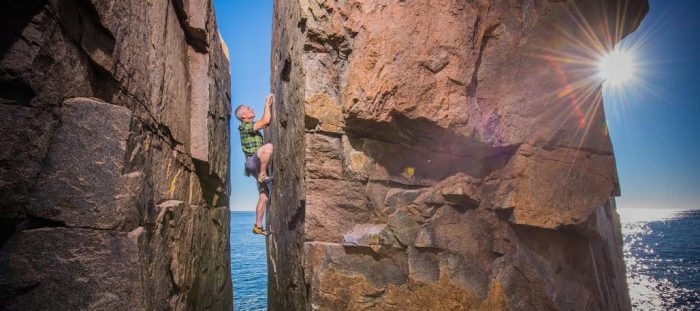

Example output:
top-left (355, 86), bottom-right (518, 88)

top-left (269, 0), bottom-right (648, 310)
top-left (0, 0), bottom-right (232, 310)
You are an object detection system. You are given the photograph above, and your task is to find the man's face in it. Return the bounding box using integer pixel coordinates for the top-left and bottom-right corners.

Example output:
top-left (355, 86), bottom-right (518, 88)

top-left (241, 106), bottom-right (255, 120)
top-left (246, 107), bottom-right (255, 119)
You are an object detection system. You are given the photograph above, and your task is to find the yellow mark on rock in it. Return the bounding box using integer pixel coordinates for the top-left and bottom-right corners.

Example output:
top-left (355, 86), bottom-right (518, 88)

top-left (144, 135), bottom-right (151, 152)
top-left (404, 166), bottom-right (415, 177)
top-left (166, 169), bottom-right (182, 196)
top-left (212, 193), bottom-right (219, 207)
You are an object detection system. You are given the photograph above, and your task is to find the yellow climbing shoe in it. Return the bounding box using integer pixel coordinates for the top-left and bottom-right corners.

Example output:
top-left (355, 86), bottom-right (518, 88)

top-left (252, 225), bottom-right (270, 236)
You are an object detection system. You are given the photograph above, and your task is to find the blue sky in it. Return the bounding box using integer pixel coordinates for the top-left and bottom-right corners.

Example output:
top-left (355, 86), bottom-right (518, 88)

top-left (607, 0), bottom-right (700, 210)
top-left (216, 0), bottom-right (699, 211)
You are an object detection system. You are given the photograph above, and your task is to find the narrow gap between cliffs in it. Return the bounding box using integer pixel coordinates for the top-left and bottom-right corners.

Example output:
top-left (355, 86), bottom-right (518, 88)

top-left (217, 2), bottom-right (274, 310)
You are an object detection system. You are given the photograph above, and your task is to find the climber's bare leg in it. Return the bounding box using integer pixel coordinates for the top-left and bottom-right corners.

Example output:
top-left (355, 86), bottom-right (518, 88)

top-left (256, 143), bottom-right (274, 178)
top-left (255, 190), bottom-right (268, 228)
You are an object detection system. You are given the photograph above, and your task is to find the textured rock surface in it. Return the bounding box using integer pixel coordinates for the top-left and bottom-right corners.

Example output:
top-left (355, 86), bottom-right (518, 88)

top-left (0, 0), bottom-right (232, 310)
top-left (269, 0), bottom-right (648, 310)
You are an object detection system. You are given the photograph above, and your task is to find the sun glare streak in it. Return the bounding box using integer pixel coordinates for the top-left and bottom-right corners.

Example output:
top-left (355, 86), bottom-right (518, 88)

top-left (505, 0), bottom-right (663, 185)
top-left (522, 0), bottom-right (660, 163)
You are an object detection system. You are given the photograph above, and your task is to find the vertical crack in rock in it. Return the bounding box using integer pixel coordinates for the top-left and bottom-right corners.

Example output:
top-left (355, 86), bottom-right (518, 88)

top-left (269, 0), bottom-right (649, 310)
top-left (0, 0), bottom-right (232, 309)
top-left (467, 23), bottom-right (500, 100)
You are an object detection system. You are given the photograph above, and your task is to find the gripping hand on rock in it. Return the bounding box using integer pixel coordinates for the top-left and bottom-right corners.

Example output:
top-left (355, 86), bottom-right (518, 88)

top-left (265, 94), bottom-right (274, 107)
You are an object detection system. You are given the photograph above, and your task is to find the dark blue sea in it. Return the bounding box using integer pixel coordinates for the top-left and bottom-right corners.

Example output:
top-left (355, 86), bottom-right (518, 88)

top-left (230, 211), bottom-right (267, 311)
top-left (230, 209), bottom-right (700, 311)
top-left (620, 209), bottom-right (700, 310)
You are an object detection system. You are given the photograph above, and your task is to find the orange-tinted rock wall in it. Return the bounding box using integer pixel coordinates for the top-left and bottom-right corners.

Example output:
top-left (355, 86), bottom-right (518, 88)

top-left (269, 0), bottom-right (647, 310)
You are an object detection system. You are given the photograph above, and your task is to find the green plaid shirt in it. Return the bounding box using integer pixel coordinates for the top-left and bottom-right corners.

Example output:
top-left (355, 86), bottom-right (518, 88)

top-left (238, 122), bottom-right (264, 156)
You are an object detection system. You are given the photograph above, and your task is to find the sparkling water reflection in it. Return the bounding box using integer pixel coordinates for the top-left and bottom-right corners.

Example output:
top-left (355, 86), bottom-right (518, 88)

top-left (620, 208), bottom-right (700, 310)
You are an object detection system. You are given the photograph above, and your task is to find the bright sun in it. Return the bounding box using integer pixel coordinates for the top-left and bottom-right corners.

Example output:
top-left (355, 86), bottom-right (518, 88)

top-left (598, 49), bottom-right (637, 87)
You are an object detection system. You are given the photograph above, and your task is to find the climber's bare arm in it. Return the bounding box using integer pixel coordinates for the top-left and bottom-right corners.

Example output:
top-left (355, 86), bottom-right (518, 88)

top-left (253, 94), bottom-right (274, 131)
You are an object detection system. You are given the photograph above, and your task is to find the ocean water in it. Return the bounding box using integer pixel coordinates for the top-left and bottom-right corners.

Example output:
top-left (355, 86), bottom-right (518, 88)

top-left (230, 211), bottom-right (267, 311)
top-left (230, 209), bottom-right (700, 310)
top-left (620, 208), bottom-right (700, 310)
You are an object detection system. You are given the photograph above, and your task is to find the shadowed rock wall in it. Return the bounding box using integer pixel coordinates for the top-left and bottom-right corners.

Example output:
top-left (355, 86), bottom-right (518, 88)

top-left (0, 0), bottom-right (232, 310)
top-left (269, 0), bottom-right (648, 310)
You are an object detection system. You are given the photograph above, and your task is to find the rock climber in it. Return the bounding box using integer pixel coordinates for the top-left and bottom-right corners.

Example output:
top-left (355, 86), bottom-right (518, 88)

top-left (235, 93), bottom-right (274, 235)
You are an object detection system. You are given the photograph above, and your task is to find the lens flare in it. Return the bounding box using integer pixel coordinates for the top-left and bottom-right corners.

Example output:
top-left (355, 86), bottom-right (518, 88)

top-left (517, 0), bottom-right (658, 180)
top-left (598, 49), bottom-right (637, 87)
